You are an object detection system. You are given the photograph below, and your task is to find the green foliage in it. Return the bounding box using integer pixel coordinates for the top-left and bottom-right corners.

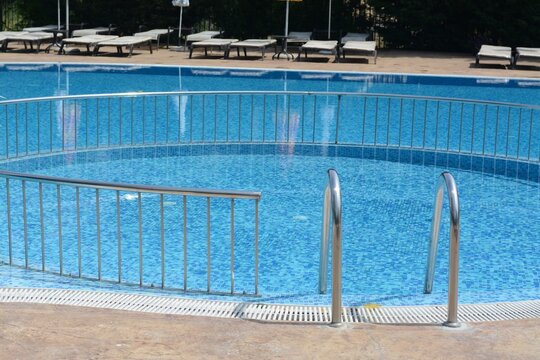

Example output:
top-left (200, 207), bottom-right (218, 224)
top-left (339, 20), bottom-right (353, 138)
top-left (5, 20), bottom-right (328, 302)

top-left (368, 0), bottom-right (540, 52)
top-left (9, 0), bottom-right (372, 38)
top-left (5, 0), bottom-right (537, 51)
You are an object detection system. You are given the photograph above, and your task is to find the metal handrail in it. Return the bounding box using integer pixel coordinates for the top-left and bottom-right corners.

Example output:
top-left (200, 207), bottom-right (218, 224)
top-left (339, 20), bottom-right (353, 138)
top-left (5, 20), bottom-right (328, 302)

top-left (424, 171), bottom-right (461, 328)
top-left (0, 170), bottom-right (261, 200)
top-left (319, 169), bottom-right (343, 326)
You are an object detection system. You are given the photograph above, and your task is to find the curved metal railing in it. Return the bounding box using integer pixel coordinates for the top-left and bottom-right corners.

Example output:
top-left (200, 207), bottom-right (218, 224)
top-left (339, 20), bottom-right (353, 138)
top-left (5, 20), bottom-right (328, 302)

top-left (424, 172), bottom-right (461, 327)
top-left (319, 169), bottom-right (343, 326)
top-left (0, 91), bottom-right (538, 166)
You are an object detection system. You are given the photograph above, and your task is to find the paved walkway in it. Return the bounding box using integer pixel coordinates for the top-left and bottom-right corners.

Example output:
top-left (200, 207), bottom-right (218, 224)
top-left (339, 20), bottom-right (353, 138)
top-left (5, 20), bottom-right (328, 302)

top-left (0, 45), bottom-right (539, 359)
top-left (1, 303), bottom-right (539, 359)
top-left (0, 46), bottom-right (539, 78)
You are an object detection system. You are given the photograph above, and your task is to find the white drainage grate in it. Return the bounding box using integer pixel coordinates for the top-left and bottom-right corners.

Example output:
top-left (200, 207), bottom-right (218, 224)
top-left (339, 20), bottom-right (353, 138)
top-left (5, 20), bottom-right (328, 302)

top-left (1, 287), bottom-right (539, 324)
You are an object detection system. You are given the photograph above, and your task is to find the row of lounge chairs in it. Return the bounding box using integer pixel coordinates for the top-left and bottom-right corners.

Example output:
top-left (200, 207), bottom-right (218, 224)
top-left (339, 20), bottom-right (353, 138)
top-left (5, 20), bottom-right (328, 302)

top-left (188, 31), bottom-right (377, 63)
top-left (476, 45), bottom-right (540, 67)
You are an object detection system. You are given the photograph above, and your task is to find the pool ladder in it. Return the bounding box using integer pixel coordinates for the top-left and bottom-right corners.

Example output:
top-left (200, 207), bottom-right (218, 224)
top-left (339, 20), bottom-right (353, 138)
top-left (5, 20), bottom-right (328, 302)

top-left (319, 170), bottom-right (460, 327)
top-left (424, 171), bottom-right (461, 327)
top-left (319, 169), bottom-right (343, 326)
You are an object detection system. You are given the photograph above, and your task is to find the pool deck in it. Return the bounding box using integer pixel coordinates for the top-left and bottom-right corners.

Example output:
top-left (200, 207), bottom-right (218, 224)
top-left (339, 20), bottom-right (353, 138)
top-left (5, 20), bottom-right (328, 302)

top-left (0, 45), bottom-right (539, 78)
top-left (1, 46), bottom-right (539, 359)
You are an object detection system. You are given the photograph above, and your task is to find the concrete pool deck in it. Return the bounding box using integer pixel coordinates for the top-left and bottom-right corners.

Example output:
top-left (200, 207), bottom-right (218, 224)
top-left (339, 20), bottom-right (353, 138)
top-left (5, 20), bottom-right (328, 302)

top-left (0, 46), bottom-right (539, 358)
top-left (0, 45), bottom-right (539, 78)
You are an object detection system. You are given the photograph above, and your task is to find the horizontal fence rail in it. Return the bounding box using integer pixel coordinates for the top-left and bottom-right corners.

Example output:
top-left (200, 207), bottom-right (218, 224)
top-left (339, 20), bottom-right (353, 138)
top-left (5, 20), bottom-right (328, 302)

top-left (0, 90), bottom-right (538, 297)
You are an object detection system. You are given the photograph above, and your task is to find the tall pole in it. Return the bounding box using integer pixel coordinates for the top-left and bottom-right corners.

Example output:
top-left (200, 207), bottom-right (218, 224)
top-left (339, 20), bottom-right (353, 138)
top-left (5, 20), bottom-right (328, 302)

top-left (178, 6), bottom-right (183, 47)
top-left (57, 0), bottom-right (61, 30)
top-left (327, 0), bottom-right (332, 39)
top-left (284, 0), bottom-right (290, 36)
top-left (65, 0), bottom-right (70, 36)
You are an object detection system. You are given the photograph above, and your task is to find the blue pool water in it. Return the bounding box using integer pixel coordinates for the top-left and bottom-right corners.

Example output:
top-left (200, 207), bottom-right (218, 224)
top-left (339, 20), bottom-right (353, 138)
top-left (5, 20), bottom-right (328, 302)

top-left (0, 63), bottom-right (539, 306)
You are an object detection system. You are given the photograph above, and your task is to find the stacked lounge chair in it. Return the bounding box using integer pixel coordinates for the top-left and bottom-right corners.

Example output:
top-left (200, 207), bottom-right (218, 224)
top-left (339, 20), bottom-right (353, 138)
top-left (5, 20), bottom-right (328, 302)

top-left (134, 28), bottom-right (172, 50)
top-left (514, 47), bottom-right (540, 67)
top-left (476, 45), bottom-right (513, 67)
top-left (297, 40), bottom-right (339, 62)
top-left (92, 36), bottom-right (153, 57)
top-left (286, 31), bottom-right (312, 48)
top-left (339, 32), bottom-right (378, 64)
top-left (59, 34), bottom-right (119, 54)
top-left (185, 31), bottom-right (222, 46)
top-left (189, 38), bottom-right (238, 59)
top-left (71, 25), bottom-right (116, 37)
top-left (229, 39), bottom-right (277, 60)
top-left (340, 32), bottom-right (369, 42)
top-left (22, 25), bottom-right (59, 32)
top-left (1, 31), bottom-right (55, 52)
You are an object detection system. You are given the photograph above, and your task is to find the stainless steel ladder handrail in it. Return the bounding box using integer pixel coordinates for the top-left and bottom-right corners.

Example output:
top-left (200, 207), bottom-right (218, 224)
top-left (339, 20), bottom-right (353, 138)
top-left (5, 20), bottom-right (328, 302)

top-left (424, 171), bottom-right (461, 327)
top-left (319, 169), bottom-right (343, 326)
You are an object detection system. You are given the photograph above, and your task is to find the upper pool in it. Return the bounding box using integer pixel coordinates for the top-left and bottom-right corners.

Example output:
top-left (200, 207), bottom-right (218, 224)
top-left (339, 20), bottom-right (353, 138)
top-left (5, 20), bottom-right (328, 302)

top-left (1, 62), bottom-right (540, 105)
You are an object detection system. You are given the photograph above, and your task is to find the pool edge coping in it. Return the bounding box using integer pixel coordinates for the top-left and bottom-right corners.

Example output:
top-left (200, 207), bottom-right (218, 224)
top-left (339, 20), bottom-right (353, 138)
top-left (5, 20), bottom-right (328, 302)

top-left (1, 287), bottom-right (539, 324)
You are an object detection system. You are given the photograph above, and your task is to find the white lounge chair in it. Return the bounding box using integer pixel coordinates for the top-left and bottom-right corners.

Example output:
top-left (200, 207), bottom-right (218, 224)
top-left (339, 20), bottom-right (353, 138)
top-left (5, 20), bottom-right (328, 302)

top-left (22, 25), bottom-right (59, 32)
top-left (189, 38), bottom-right (239, 59)
top-left (515, 47), bottom-right (540, 66)
top-left (59, 35), bottom-right (119, 54)
top-left (476, 45), bottom-right (513, 67)
top-left (72, 26), bottom-right (116, 37)
top-left (92, 36), bottom-right (153, 57)
top-left (340, 32), bottom-right (369, 42)
top-left (185, 31), bottom-right (221, 45)
top-left (134, 28), bottom-right (172, 50)
top-left (297, 40), bottom-right (339, 62)
top-left (341, 41), bottom-right (378, 64)
top-left (0, 31), bottom-right (54, 52)
top-left (229, 39), bottom-right (277, 60)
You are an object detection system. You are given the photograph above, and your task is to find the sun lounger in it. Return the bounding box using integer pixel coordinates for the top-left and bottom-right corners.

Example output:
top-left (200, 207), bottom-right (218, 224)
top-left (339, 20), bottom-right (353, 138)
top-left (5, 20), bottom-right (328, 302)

top-left (286, 31), bottom-right (312, 47)
top-left (72, 26), bottom-right (116, 37)
top-left (59, 35), bottom-right (119, 54)
top-left (189, 38), bottom-right (239, 59)
top-left (476, 45), bottom-right (513, 67)
top-left (185, 31), bottom-right (221, 45)
top-left (1, 31), bottom-right (54, 52)
top-left (92, 36), bottom-right (153, 57)
top-left (229, 39), bottom-right (277, 59)
top-left (134, 28), bottom-right (172, 49)
top-left (341, 40), bottom-right (377, 64)
top-left (22, 25), bottom-right (59, 32)
top-left (514, 47), bottom-right (540, 66)
top-left (340, 32), bottom-right (369, 43)
top-left (297, 40), bottom-right (339, 62)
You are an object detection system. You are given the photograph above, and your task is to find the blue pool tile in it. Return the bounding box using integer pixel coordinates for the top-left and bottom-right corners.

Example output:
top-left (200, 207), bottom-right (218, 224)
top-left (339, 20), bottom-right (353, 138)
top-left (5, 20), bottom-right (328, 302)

top-left (435, 152), bottom-right (448, 168)
top-left (362, 147), bottom-right (375, 159)
top-left (398, 149), bottom-right (412, 163)
top-left (387, 148), bottom-right (399, 162)
top-left (506, 161), bottom-right (518, 178)
top-left (528, 164), bottom-right (539, 182)
top-left (374, 147), bottom-right (387, 161)
top-left (495, 158), bottom-right (507, 176)
top-left (458, 154), bottom-right (472, 171)
top-left (482, 157), bottom-right (495, 174)
top-left (423, 151), bottom-right (435, 166)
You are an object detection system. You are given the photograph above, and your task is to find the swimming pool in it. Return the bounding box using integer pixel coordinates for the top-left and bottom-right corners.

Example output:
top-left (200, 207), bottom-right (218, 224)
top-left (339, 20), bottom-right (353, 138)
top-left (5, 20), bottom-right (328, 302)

top-left (0, 63), bottom-right (539, 309)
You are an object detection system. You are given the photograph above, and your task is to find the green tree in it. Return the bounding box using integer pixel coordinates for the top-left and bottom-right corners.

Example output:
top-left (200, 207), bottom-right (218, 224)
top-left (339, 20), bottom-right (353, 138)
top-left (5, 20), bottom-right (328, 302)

top-left (368, 0), bottom-right (540, 52)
